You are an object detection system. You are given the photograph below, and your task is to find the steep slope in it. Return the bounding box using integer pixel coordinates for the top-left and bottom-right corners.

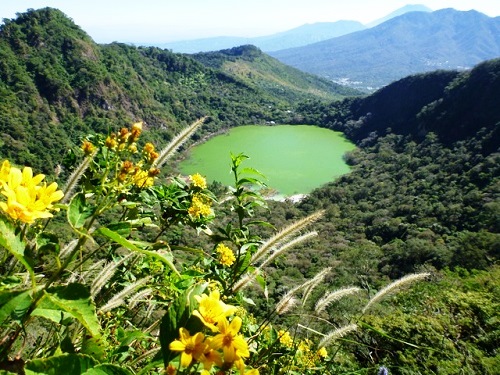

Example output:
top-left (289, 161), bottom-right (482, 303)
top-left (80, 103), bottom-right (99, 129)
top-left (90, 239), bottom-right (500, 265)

top-left (296, 58), bottom-right (500, 148)
top-left (0, 8), bottom-right (350, 174)
top-left (190, 45), bottom-right (361, 102)
top-left (271, 9), bottom-right (500, 90)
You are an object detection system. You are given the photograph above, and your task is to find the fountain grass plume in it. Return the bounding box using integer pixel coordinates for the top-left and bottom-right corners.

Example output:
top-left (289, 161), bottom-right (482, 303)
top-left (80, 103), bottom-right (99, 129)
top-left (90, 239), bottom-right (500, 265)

top-left (153, 117), bottom-right (206, 169)
top-left (90, 253), bottom-right (135, 298)
top-left (251, 210), bottom-right (324, 265)
top-left (232, 271), bottom-right (255, 293)
top-left (99, 276), bottom-right (151, 313)
top-left (128, 287), bottom-right (153, 309)
top-left (362, 272), bottom-right (430, 313)
top-left (275, 294), bottom-right (299, 315)
top-left (259, 231), bottom-right (317, 269)
top-left (275, 267), bottom-right (331, 314)
top-left (61, 154), bottom-right (94, 204)
top-left (318, 323), bottom-right (357, 348)
top-left (59, 239), bottom-right (79, 261)
top-left (315, 287), bottom-right (361, 313)
top-left (234, 231), bottom-right (319, 293)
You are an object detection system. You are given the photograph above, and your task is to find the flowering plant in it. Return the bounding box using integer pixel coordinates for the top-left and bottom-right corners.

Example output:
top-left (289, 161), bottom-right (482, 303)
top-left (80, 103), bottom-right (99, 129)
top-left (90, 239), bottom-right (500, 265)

top-left (0, 119), bottom-right (428, 375)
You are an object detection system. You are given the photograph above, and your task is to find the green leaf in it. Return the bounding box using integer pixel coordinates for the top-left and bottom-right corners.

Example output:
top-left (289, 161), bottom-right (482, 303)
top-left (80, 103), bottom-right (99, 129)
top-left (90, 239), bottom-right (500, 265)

top-left (25, 354), bottom-right (95, 374)
top-left (0, 218), bottom-right (35, 283)
top-left (236, 177), bottom-right (263, 186)
top-left (159, 283), bottom-right (206, 367)
top-left (240, 167), bottom-right (266, 179)
top-left (230, 152), bottom-right (249, 169)
top-left (24, 354), bottom-right (133, 375)
top-left (0, 289), bottom-right (34, 325)
top-left (36, 232), bottom-right (60, 256)
top-left (33, 283), bottom-right (100, 337)
top-left (68, 193), bottom-right (94, 229)
top-left (81, 336), bottom-right (108, 362)
top-left (0, 370), bottom-right (19, 374)
top-left (105, 222), bottom-right (131, 237)
top-left (85, 365), bottom-right (133, 375)
top-left (97, 227), bottom-right (179, 276)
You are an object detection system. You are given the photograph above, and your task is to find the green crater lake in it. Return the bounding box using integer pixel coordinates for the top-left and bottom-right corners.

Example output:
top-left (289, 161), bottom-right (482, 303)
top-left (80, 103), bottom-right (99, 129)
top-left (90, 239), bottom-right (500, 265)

top-left (179, 125), bottom-right (356, 196)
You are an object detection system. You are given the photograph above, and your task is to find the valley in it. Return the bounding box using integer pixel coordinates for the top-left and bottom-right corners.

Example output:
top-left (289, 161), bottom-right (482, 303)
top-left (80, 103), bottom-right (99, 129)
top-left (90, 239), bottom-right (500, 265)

top-left (0, 7), bottom-right (498, 375)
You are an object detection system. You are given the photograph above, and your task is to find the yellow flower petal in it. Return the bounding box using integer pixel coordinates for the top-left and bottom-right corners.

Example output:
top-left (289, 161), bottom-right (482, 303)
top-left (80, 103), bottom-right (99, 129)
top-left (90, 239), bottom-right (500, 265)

top-left (180, 351), bottom-right (193, 368)
top-left (169, 340), bottom-right (186, 352)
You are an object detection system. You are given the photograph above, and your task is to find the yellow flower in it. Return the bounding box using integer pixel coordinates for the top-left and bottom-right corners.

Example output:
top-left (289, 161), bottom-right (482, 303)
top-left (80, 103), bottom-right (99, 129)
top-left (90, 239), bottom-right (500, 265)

top-left (128, 143), bottom-right (138, 153)
top-left (35, 182), bottom-right (65, 210)
top-left (211, 316), bottom-right (250, 363)
top-left (130, 121), bottom-right (143, 141)
top-left (200, 337), bottom-right (223, 370)
top-left (143, 142), bottom-right (155, 154)
top-left (188, 194), bottom-right (212, 219)
top-left (190, 173), bottom-right (207, 189)
top-left (119, 128), bottom-right (129, 143)
top-left (216, 243), bottom-right (236, 267)
top-left (0, 164), bottom-right (64, 224)
top-left (105, 134), bottom-right (118, 150)
top-left (165, 364), bottom-right (177, 375)
top-left (278, 330), bottom-right (294, 348)
top-left (169, 327), bottom-right (207, 368)
top-left (143, 142), bottom-right (159, 163)
top-left (81, 140), bottom-right (96, 156)
top-left (132, 169), bottom-right (155, 188)
top-left (235, 360), bottom-right (259, 375)
top-left (131, 121), bottom-right (143, 131)
top-left (0, 160), bottom-right (11, 186)
top-left (298, 338), bottom-right (312, 354)
top-left (193, 290), bottom-right (237, 332)
top-left (317, 346), bottom-right (328, 359)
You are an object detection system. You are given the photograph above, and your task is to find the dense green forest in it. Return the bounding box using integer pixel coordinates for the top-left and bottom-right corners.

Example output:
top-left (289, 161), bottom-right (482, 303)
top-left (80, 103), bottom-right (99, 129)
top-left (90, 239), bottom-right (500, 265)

top-left (0, 8), bottom-right (354, 175)
top-left (248, 59), bottom-right (500, 373)
top-left (0, 7), bottom-right (498, 375)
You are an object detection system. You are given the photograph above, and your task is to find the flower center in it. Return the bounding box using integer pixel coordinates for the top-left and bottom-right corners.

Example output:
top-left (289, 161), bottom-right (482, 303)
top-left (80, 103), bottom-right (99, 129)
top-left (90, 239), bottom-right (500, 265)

top-left (185, 343), bottom-right (194, 353)
top-left (223, 334), bottom-right (233, 346)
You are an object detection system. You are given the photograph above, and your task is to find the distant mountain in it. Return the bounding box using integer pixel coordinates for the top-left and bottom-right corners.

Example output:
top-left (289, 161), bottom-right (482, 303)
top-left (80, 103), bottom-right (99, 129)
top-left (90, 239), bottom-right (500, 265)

top-left (156, 21), bottom-right (365, 53)
top-left (190, 45), bottom-right (360, 102)
top-left (154, 4), bottom-right (434, 54)
top-left (366, 4), bottom-right (432, 27)
top-left (270, 9), bottom-right (500, 91)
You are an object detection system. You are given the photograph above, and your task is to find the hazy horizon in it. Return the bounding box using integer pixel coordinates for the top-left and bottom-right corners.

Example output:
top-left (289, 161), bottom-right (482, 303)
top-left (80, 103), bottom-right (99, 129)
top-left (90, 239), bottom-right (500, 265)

top-left (1, 1), bottom-right (499, 44)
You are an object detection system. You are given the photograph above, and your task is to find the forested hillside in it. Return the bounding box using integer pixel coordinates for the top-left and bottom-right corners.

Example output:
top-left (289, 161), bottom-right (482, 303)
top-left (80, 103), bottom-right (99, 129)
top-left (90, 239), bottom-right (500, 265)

top-left (0, 7), bottom-right (498, 375)
top-left (296, 59), bottom-right (500, 146)
top-left (238, 59), bottom-right (499, 373)
top-left (190, 45), bottom-right (359, 102)
top-left (0, 8), bottom-right (351, 175)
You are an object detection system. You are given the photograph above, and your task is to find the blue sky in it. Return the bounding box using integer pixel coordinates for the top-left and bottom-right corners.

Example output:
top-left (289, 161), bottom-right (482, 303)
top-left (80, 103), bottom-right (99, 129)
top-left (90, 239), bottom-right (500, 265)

top-left (1, 1), bottom-right (499, 43)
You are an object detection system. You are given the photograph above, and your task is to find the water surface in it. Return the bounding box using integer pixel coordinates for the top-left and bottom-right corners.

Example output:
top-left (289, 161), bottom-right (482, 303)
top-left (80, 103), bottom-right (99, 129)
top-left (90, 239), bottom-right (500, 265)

top-left (179, 125), bottom-right (355, 196)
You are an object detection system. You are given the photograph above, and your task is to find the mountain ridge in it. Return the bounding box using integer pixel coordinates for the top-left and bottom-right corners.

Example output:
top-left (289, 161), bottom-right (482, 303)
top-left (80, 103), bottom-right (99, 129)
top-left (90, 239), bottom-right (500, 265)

top-left (155, 20), bottom-right (366, 53)
top-left (155, 4), bottom-right (433, 53)
top-left (270, 8), bottom-right (500, 91)
top-left (296, 58), bottom-right (500, 148)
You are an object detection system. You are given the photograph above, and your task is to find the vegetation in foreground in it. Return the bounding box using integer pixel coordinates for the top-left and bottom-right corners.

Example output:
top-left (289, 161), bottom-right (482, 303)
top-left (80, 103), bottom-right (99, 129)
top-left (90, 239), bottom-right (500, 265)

top-left (0, 8), bottom-right (498, 375)
top-left (0, 120), bottom-right (435, 374)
